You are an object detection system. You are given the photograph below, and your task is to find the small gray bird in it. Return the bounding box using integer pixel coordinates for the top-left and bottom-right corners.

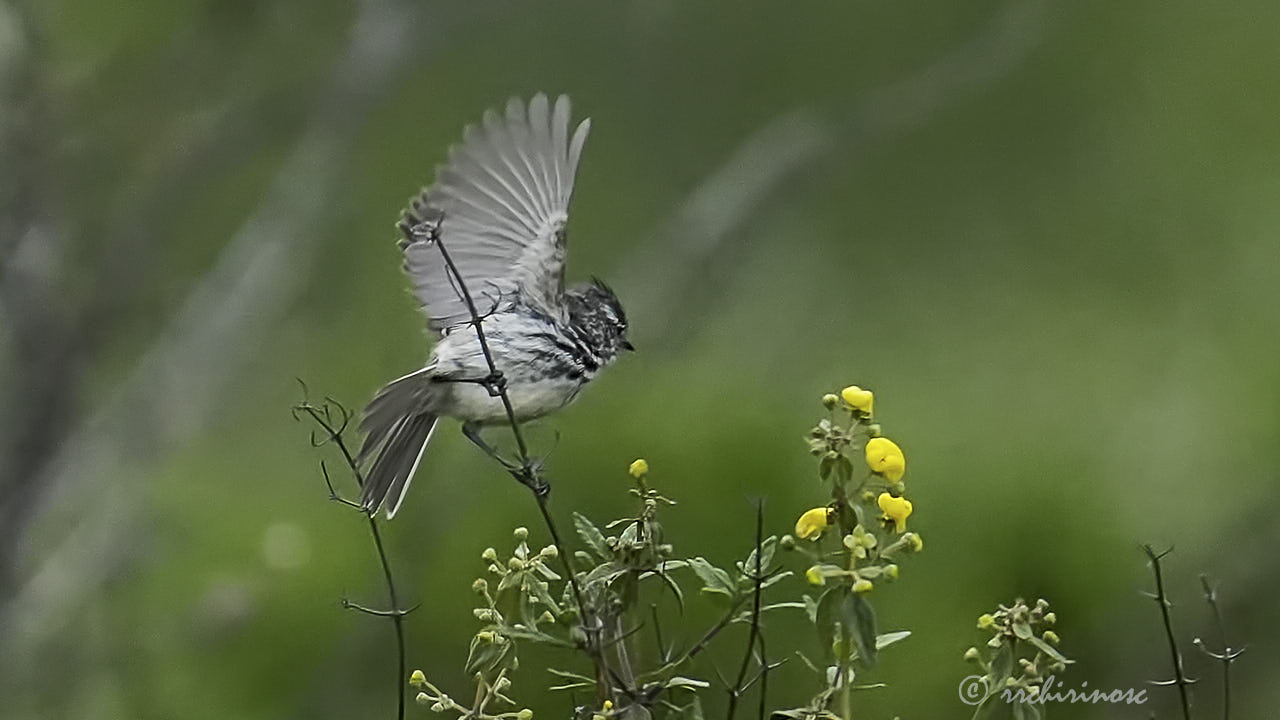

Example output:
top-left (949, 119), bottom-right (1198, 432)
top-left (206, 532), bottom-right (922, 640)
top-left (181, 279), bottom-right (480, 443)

top-left (358, 94), bottom-right (632, 518)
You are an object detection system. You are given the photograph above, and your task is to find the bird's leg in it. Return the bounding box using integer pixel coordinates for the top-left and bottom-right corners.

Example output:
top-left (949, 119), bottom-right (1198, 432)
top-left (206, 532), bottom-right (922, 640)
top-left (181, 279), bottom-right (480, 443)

top-left (463, 423), bottom-right (550, 495)
top-left (461, 422), bottom-right (520, 471)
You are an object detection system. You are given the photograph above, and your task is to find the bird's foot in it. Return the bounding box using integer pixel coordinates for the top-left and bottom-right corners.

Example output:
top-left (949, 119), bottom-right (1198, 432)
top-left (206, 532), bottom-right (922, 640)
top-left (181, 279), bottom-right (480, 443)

top-left (441, 370), bottom-right (507, 398)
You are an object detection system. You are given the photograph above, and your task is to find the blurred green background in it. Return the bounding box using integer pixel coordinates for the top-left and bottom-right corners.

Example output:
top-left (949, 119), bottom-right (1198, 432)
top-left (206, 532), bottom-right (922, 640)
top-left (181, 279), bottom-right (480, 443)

top-left (2, 0), bottom-right (1278, 718)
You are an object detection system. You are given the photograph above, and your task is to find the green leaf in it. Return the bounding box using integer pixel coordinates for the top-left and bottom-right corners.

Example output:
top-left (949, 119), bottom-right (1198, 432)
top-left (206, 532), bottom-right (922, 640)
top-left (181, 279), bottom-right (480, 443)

top-left (814, 587), bottom-right (842, 662)
top-left (842, 592), bottom-right (878, 667)
top-left (581, 561), bottom-right (629, 588)
top-left (573, 513), bottom-right (610, 560)
top-left (819, 454), bottom-right (835, 480)
top-left (664, 695), bottom-right (704, 720)
top-left (664, 676), bottom-right (710, 690)
top-left (834, 455), bottom-right (854, 486)
top-left (989, 641), bottom-right (1014, 683)
top-left (758, 570), bottom-right (793, 589)
top-left (1012, 617), bottom-right (1033, 640)
top-left (1026, 634), bottom-right (1071, 665)
top-left (686, 557), bottom-right (736, 597)
top-left (875, 630), bottom-right (911, 650)
top-left (547, 667), bottom-right (596, 692)
top-left (501, 624), bottom-right (571, 646)
top-left (740, 536), bottom-right (777, 579)
top-left (803, 593), bottom-right (819, 623)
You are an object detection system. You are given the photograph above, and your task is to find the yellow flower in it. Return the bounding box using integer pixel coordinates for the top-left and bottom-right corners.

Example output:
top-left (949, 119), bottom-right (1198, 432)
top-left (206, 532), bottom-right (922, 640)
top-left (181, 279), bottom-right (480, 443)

top-left (865, 437), bottom-right (906, 482)
top-left (805, 565), bottom-right (826, 586)
top-left (409, 669), bottom-right (427, 687)
top-left (877, 492), bottom-right (913, 533)
top-left (794, 507), bottom-right (831, 540)
top-left (602, 701), bottom-right (614, 712)
top-left (840, 385), bottom-right (874, 414)
top-left (852, 578), bottom-right (874, 594)
top-left (628, 458), bottom-right (649, 479)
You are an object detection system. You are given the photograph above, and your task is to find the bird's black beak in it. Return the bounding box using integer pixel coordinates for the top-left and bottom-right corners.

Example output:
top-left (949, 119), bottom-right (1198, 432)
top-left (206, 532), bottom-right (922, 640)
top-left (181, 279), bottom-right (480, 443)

top-left (622, 339), bottom-right (635, 352)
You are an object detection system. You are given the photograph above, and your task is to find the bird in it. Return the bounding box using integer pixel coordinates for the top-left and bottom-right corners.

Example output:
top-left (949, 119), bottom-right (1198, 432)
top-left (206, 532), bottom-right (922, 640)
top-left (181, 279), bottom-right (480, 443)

top-left (357, 93), bottom-right (632, 518)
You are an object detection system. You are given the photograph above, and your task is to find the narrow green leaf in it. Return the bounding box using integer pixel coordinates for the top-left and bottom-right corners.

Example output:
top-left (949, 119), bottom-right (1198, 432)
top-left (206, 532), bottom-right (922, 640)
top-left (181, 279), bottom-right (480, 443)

top-left (814, 586), bottom-right (842, 662)
top-left (573, 512), bottom-right (610, 560)
top-left (686, 557), bottom-right (735, 596)
top-left (842, 592), bottom-right (878, 667)
top-left (875, 630), bottom-right (911, 650)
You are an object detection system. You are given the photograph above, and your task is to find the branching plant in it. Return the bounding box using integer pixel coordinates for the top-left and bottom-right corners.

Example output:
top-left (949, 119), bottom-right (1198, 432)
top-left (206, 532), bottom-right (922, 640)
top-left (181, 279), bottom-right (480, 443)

top-left (293, 217), bottom-right (939, 719)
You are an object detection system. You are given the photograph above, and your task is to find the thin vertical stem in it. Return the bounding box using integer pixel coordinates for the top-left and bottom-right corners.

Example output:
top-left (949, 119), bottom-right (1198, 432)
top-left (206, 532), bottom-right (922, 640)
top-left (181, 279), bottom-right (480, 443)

top-left (422, 219), bottom-right (608, 693)
top-left (295, 397), bottom-right (410, 720)
top-left (727, 503), bottom-right (767, 720)
top-left (1141, 544), bottom-right (1194, 720)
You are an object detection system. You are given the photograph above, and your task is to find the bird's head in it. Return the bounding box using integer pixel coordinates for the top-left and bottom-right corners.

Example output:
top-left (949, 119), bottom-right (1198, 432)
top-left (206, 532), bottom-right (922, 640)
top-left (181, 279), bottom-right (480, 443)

top-left (566, 278), bottom-right (633, 361)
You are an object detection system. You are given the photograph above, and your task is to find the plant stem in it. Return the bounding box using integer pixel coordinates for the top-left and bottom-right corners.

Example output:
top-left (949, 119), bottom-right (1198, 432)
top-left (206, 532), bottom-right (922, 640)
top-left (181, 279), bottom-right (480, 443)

top-left (1142, 544), bottom-right (1194, 720)
top-left (425, 220), bottom-right (610, 696)
top-left (295, 398), bottom-right (410, 720)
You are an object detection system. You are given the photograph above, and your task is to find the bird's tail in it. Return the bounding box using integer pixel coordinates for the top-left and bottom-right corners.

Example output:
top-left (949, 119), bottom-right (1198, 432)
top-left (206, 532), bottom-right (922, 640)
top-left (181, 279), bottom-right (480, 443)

top-left (358, 367), bottom-right (439, 518)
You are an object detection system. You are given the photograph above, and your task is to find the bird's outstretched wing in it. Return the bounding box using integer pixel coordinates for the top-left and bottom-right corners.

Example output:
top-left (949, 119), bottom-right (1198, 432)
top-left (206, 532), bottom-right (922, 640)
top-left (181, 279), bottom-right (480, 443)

top-left (397, 93), bottom-right (591, 332)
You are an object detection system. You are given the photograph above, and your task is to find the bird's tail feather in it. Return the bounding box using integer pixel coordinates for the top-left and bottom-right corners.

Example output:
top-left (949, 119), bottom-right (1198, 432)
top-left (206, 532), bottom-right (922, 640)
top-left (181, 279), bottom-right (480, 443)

top-left (359, 367), bottom-right (439, 518)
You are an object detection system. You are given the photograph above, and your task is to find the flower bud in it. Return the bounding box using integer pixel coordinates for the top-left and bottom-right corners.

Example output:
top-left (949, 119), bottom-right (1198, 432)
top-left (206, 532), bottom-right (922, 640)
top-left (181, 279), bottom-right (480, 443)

top-left (539, 611), bottom-right (556, 624)
top-left (904, 532), bottom-right (923, 552)
top-left (964, 647), bottom-right (980, 662)
top-left (865, 437), bottom-right (906, 482)
top-left (517, 710), bottom-right (534, 720)
top-left (805, 566), bottom-right (826, 586)
top-left (852, 578), bottom-right (874, 594)
top-left (866, 423), bottom-right (882, 437)
top-left (508, 557), bottom-right (524, 571)
top-left (822, 393), bottom-right (840, 410)
top-left (430, 702), bottom-right (445, 713)
top-left (471, 578), bottom-right (488, 594)
top-left (1043, 612), bottom-right (1056, 625)
top-left (987, 636), bottom-right (1004, 648)
top-left (629, 458), bottom-right (649, 479)
top-left (840, 386), bottom-right (874, 414)
top-left (481, 547), bottom-right (498, 562)
top-left (513, 526), bottom-right (529, 541)
top-left (539, 545), bottom-right (559, 559)
top-left (1043, 630), bottom-right (1060, 645)
top-left (883, 564), bottom-right (899, 581)
top-left (476, 631), bottom-right (496, 643)
top-left (473, 608), bottom-right (494, 621)
top-left (779, 535), bottom-right (797, 551)
top-left (415, 693), bottom-right (431, 706)
top-left (409, 669), bottom-right (426, 687)
top-left (977, 613), bottom-right (996, 630)
top-left (602, 701), bottom-right (614, 712)
top-left (494, 677), bottom-right (511, 692)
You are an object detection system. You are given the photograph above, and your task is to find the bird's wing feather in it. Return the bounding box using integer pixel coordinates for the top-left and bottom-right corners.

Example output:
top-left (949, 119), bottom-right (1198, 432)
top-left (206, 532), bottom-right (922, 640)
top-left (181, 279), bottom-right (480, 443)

top-left (398, 93), bottom-right (591, 333)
